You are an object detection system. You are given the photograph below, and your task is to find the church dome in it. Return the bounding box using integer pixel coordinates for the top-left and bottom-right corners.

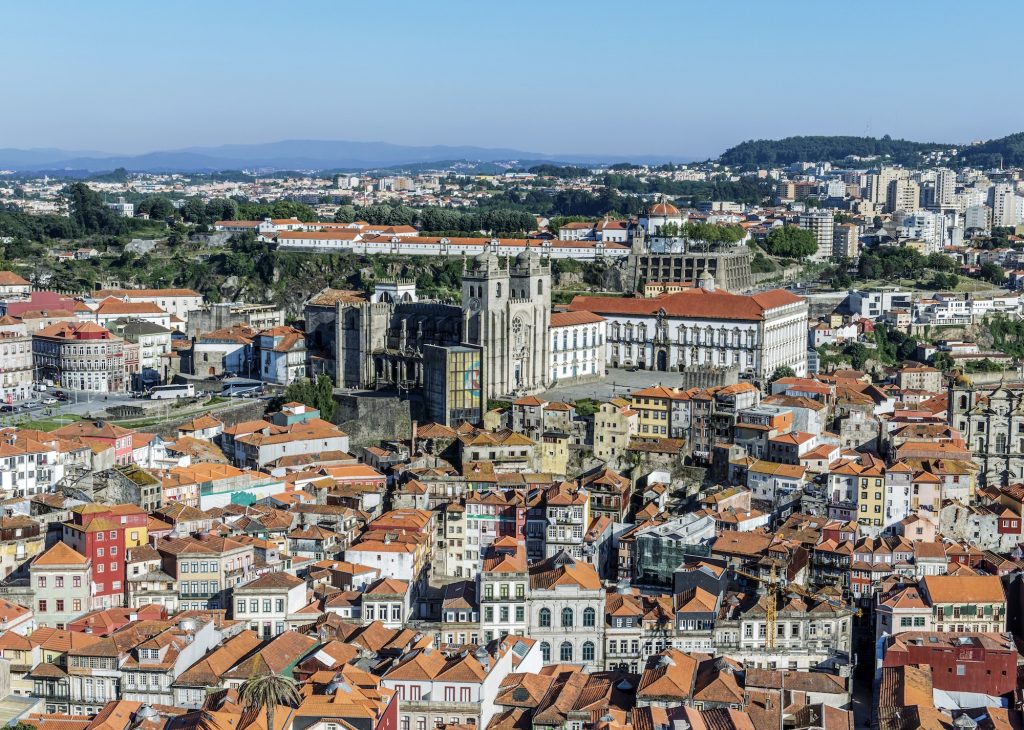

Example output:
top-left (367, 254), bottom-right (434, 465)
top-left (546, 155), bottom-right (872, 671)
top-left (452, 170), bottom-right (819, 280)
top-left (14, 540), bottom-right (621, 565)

top-left (648, 201), bottom-right (680, 217)
top-left (474, 250), bottom-right (492, 264)
top-left (515, 249), bottom-right (538, 264)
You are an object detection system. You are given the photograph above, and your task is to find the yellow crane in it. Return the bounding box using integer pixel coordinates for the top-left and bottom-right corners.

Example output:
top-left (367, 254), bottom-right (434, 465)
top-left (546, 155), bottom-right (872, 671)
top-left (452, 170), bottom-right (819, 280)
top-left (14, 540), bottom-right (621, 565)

top-left (729, 564), bottom-right (825, 648)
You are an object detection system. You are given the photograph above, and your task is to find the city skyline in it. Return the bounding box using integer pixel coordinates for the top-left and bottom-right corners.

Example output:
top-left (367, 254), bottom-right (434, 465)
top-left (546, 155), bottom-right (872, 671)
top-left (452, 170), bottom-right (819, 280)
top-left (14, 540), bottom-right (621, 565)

top-left (3, 0), bottom-right (1023, 159)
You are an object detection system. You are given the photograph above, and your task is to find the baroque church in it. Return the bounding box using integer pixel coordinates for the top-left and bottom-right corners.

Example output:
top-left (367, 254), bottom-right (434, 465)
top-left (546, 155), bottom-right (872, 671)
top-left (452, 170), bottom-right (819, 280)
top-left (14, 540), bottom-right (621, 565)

top-left (305, 249), bottom-right (551, 400)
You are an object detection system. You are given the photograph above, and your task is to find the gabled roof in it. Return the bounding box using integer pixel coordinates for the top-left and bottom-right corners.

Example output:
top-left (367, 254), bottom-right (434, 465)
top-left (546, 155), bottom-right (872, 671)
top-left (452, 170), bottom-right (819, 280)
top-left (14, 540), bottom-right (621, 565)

top-left (33, 541), bottom-right (89, 567)
top-left (529, 551), bottom-right (601, 591)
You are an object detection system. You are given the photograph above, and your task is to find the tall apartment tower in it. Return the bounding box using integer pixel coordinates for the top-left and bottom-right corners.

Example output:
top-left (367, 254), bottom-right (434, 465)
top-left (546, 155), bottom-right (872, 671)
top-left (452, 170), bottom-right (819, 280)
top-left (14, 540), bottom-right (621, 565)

top-left (934, 168), bottom-right (956, 208)
top-left (832, 223), bottom-right (860, 261)
top-left (797, 211), bottom-right (834, 261)
top-left (866, 166), bottom-right (900, 207)
top-left (887, 178), bottom-right (920, 213)
top-left (990, 183), bottom-right (1021, 228)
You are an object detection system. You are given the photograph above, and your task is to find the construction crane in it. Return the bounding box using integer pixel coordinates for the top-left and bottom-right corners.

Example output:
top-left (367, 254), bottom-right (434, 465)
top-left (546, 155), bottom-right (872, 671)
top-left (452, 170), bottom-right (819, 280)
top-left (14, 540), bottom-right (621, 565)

top-left (729, 564), bottom-right (829, 649)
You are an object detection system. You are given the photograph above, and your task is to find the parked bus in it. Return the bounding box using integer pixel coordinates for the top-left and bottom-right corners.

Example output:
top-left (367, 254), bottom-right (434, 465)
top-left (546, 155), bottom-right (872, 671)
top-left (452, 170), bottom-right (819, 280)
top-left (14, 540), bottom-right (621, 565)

top-left (221, 379), bottom-right (264, 397)
top-left (149, 384), bottom-right (196, 400)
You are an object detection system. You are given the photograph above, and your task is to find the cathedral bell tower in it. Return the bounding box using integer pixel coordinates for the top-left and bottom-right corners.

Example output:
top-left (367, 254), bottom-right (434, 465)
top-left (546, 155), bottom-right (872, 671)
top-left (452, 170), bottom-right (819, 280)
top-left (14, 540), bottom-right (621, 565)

top-left (461, 248), bottom-right (551, 399)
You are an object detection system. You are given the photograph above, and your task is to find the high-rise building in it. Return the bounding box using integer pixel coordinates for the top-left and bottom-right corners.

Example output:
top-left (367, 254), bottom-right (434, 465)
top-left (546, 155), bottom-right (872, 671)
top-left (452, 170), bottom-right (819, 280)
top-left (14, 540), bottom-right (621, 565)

top-left (866, 166), bottom-right (900, 206)
top-left (887, 178), bottom-right (920, 213)
top-left (832, 223), bottom-right (860, 261)
top-left (935, 168), bottom-right (956, 208)
top-left (990, 183), bottom-right (1022, 228)
top-left (797, 211), bottom-right (834, 261)
top-left (896, 211), bottom-right (944, 254)
top-left (965, 204), bottom-right (991, 232)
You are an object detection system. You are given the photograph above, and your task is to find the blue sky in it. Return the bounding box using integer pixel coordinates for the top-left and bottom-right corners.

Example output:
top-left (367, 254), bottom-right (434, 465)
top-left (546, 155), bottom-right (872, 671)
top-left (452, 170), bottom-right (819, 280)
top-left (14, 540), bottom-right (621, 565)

top-left (3, 0), bottom-right (1022, 159)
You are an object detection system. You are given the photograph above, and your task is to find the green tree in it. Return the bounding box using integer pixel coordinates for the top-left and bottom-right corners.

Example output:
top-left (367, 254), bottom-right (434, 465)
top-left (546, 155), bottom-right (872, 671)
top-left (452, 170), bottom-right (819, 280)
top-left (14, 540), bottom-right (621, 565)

top-left (843, 342), bottom-right (870, 370)
top-left (238, 673), bottom-right (299, 730)
top-left (769, 366), bottom-right (796, 384)
top-left (314, 374), bottom-right (336, 421)
top-left (67, 182), bottom-right (125, 235)
top-left (282, 374), bottom-right (336, 421)
top-left (181, 198), bottom-right (209, 225)
top-left (333, 204), bottom-right (357, 223)
top-left (764, 226), bottom-right (818, 258)
top-left (978, 262), bottom-right (1007, 285)
top-left (930, 352), bottom-right (955, 372)
top-left (136, 195), bottom-right (176, 220)
top-left (926, 252), bottom-right (957, 272)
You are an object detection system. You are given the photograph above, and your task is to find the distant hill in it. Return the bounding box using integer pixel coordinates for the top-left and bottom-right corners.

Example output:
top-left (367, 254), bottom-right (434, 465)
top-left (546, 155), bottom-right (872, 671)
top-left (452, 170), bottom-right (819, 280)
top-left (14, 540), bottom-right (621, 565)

top-left (0, 147), bottom-right (115, 168)
top-left (719, 135), bottom-right (951, 166)
top-left (955, 132), bottom-right (1024, 168)
top-left (0, 140), bottom-right (681, 173)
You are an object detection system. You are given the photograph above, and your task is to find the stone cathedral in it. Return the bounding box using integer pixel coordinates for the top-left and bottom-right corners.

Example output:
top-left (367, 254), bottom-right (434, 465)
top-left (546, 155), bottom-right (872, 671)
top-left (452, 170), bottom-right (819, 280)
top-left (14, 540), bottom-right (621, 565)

top-left (305, 249), bottom-right (551, 401)
top-left (462, 250), bottom-right (551, 398)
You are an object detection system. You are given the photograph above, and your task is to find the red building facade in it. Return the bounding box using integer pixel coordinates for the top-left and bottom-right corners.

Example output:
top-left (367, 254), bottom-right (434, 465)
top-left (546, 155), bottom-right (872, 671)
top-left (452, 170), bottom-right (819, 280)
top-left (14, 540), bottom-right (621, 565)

top-left (882, 632), bottom-right (1018, 697)
top-left (61, 505), bottom-right (143, 608)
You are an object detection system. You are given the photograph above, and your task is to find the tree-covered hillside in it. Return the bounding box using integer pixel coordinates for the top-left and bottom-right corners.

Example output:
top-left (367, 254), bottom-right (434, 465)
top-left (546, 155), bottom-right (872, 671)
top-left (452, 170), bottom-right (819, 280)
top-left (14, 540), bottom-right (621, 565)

top-left (955, 132), bottom-right (1024, 168)
top-left (719, 135), bottom-right (949, 166)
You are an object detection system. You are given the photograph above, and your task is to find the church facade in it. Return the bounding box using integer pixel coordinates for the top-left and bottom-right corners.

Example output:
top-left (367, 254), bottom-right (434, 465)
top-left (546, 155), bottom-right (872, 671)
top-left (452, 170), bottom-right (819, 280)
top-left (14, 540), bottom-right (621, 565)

top-left (462, 250), bottom-right (551, 399)
top-left (304, 250), bottom-right (552, 402)
top-left (949, 383), bottom-right (1024, 486)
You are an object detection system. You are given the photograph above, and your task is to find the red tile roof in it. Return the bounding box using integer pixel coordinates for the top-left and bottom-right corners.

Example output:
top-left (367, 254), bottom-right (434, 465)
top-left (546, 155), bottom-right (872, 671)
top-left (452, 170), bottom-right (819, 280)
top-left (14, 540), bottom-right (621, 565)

top-left (567, 288), bottom-right (803, 322)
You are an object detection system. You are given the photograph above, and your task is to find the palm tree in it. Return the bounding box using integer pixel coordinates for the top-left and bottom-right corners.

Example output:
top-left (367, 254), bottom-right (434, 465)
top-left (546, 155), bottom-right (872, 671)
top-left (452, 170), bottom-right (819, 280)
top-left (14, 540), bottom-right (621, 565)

top-left (238, 672), bottom-right (299, 730)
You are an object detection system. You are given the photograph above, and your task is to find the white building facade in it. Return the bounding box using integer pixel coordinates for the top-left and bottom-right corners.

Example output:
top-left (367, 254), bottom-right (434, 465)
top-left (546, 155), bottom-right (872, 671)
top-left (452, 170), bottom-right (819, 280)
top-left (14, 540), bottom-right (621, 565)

top-left (548, 311), bottom-right (607, 383)
top-left (568, 279), bottom-right (808, 379)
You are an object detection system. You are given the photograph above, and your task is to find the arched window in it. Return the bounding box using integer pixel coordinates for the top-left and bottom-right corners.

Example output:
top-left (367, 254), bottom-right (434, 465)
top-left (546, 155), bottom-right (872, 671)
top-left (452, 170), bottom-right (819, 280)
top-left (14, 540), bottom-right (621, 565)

top-left (539, 608), bottom-right (551, 627)
top-left (560, 641), bottom-right (573, 662)
top-left (959, 395), bottom-right (968, 410)
top-left (582, 608), bottom-right (595, 627)
top-left (561, 607), bottom-right (574, 627)
top-left (540, 642), bottom-right (551, 662)
top-left (538, 279), bottom-right (544, 295)
top-left (582, 641), bottom-right (595, 662)
top-left (496, 282), bottom-right (502, 298)
top-left (997, 433), bottom-right (1008, 454)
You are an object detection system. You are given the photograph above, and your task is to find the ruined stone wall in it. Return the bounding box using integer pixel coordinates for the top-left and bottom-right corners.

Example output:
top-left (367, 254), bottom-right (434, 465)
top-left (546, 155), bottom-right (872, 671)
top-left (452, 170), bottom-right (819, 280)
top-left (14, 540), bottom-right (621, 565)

top-left (333, 392), bottom-right (414, 449)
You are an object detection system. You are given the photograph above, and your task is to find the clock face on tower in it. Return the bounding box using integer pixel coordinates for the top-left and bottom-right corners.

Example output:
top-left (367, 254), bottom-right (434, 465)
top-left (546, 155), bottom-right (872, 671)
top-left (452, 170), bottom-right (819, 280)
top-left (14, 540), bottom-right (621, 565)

top-left (468, 298), bottom-right (481, 312)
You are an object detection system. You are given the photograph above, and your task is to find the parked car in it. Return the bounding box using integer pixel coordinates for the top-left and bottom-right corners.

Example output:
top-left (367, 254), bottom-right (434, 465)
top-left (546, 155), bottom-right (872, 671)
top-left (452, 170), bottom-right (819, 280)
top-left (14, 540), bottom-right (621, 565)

top-left (0, 405), bottom-right (14, 413)
top-left (41, 396), bottom-right (57, 405)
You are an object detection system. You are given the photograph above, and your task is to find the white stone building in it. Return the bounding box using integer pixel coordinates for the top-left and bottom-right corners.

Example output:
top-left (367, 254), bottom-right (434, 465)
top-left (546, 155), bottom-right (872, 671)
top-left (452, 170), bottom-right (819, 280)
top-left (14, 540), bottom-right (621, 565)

top-left (92, 288), bottom-right (204, 323)
top-left (527, 552), bottom-right (605, 668)
top-left (549, 310), bottom-right (607, 383)
top-left (567, 277), bottom-right (807, 379)
top-left (0, 316), bottom-right (33, 403)
top-left (797, 211), bottom-right (834, 261)
top-left (232, 571), bottom-right (308, 638)
top-left (382, 638), bottom-right (543, 730)
top-left (479, 539), bottom-right (529, 643)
